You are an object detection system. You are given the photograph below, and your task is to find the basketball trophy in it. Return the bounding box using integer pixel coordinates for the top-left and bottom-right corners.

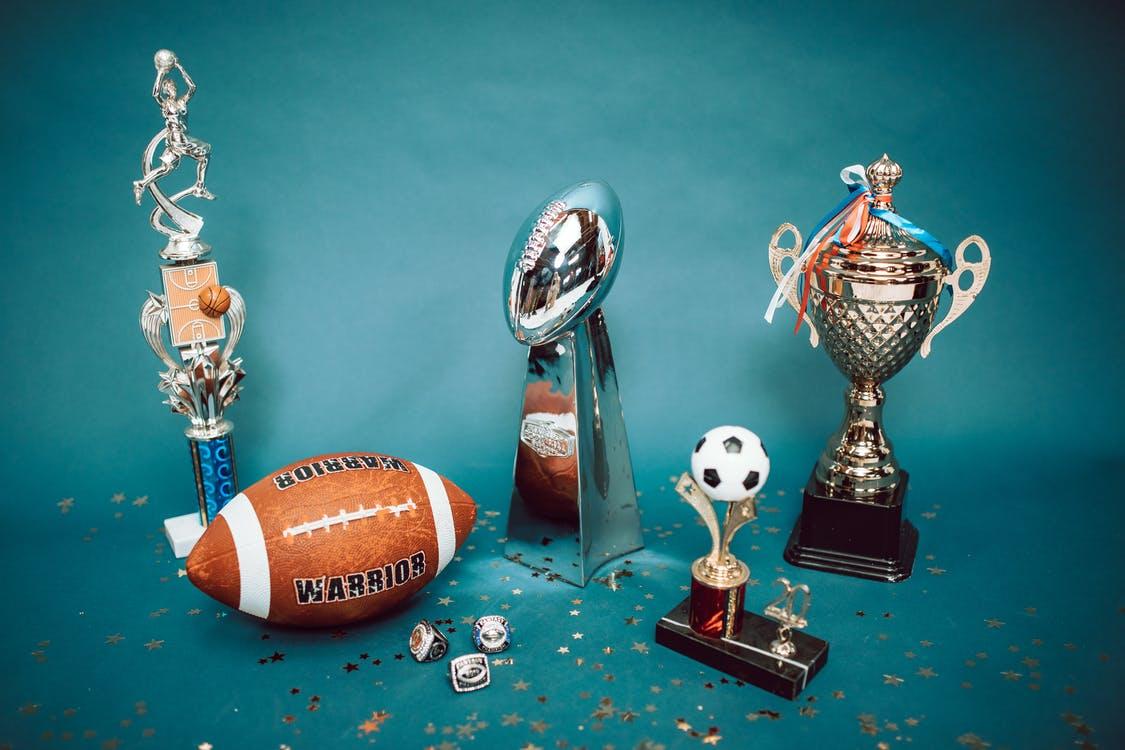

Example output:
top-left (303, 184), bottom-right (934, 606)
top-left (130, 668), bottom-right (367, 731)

top-left (133, 50), bottom-right (247, 557)
top-left (655, 427), bottom-right (828, 699)
top-left (501, 180), bottom-right (643, 586)
top-left (764, 154), bottom-right (990, 582)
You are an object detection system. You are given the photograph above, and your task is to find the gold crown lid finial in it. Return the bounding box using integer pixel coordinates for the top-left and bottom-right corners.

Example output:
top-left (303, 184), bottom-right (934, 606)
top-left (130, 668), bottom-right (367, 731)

top-left (866, 153), bottom-right (903, 195)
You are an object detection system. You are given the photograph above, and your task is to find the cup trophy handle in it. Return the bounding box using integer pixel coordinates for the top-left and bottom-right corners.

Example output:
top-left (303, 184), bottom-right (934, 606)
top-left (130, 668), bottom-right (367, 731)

top-left (920, 235), bottom-right (991, 358)
top-left (767, 223), bottom-right (819, 348)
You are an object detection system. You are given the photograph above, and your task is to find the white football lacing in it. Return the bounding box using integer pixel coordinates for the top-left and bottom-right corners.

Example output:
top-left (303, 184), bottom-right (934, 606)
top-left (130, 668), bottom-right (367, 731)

top-left (281, 499), bottom-right (418, 538)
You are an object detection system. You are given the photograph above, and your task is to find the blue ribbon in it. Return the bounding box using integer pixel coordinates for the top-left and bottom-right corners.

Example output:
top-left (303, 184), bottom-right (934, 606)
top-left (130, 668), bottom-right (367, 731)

top-left (798, 166), bottom-right (953, 297)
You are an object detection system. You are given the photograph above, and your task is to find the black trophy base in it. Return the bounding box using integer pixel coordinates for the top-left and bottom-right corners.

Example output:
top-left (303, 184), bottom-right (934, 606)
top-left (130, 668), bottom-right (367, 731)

top-left (655, 597), bottom-right (828, 700)
top-left (784, 469), bottom-right (918, 583)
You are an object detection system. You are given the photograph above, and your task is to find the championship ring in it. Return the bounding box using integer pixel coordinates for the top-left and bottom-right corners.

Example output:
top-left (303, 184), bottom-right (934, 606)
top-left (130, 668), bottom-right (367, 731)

top-left (409, 619), bottom-right (449, 662)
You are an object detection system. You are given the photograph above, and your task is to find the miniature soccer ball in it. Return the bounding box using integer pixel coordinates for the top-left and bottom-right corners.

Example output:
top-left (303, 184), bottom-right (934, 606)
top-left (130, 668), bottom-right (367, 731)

top-left (690, 425), bottom-right (769, 502)
top-left (154, 49), bottom-right (177, 71)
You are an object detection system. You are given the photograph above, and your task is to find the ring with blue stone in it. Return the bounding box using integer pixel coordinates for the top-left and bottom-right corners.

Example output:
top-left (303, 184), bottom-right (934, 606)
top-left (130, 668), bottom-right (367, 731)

top-left (472, 615), bottom-right (511, 654)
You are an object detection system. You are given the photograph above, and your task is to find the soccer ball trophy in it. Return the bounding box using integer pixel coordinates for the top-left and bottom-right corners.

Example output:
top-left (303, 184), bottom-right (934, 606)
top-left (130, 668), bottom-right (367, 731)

top-left (655, 426), bottom-right (828, 699)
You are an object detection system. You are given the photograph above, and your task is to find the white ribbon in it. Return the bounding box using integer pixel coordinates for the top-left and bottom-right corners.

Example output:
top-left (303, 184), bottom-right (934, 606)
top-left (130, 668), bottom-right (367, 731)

top-left (763, 165), bottom-right (868, 324)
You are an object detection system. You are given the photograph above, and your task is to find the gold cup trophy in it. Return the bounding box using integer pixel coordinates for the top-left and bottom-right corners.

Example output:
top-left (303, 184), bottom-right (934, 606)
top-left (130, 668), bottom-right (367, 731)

top-left (765, 154), bottom-right (990, 582)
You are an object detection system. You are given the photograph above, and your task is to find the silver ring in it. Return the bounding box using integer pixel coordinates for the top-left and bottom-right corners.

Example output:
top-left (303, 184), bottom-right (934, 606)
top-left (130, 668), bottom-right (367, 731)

top-left (449, 653), bottom-right (491, 692)
top-left (472, 615), bottom-right (511, 654)
top-left (409, 619), bottom-right (449, 662)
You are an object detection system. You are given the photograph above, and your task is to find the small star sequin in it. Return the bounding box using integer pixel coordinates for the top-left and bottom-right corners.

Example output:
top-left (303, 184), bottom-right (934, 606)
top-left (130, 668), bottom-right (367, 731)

top-left (985, 618), bottom-right (1005, 629)
top-left (105, 634), bottom-right (124, 645)
top-left (916, 666), bottom-right (938, 678)
top-left (357, 710), bottom-right (390, 734)
top-left (631, 642), bottom-right (650, 654)
top-left (883, 674), bottom-right (904, 686)
top-left (513, 679), bottom-right (530, 691)
top-left (557, 646), bottom-right (569, 654)
top-left (144, 639), bottom-right (164, 651)
top-left (436, 596), bottom-right (454, 606)
top-left (57, 498), bottom-right (75, 513)
top-left (572, 632), bottom-right (584, 640)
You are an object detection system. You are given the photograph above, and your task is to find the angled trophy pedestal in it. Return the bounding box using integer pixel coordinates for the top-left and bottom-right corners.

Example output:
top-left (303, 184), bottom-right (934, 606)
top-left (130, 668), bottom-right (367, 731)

top-left (501, 182), bottom-right (643, 586)
top-left (163, 512), bottom-right (206, 558)
top-left (656, 596), bottom-right (829, 701)
top-left (784, 469), bottom-right (917, 582)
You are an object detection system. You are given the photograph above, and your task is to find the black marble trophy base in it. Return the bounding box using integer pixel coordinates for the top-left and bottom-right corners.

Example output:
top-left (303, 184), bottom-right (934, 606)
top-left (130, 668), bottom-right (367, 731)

top-left (784, 468), bottom-right (918, 583)
top-left (654, 597), bottom-right (829, 700)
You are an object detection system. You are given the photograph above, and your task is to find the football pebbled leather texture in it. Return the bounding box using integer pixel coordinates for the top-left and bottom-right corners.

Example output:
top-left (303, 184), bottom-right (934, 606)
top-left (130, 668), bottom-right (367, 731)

top-left (187, 452), bottom-right (476, 627)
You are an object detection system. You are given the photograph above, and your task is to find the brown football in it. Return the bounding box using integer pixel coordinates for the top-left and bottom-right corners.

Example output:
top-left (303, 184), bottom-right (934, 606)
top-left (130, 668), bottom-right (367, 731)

top-left (187, 452), bottom-right (476, 627)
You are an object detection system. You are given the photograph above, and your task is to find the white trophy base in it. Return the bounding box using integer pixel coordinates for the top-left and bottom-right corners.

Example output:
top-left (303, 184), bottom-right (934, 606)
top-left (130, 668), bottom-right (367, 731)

top-left (164, 512), bottom-right (205, 558)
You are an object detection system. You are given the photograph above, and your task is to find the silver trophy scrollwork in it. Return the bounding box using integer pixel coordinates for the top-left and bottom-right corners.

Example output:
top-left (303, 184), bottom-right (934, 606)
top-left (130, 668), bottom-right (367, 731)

top-left (134, 50), bottom-right (246, 557)
top-left (501, 181), bottom-right (644, 586)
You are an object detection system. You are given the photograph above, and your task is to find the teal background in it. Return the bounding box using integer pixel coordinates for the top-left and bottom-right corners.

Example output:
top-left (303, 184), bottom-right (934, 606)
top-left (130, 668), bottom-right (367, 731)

top-left (2, 1), bottom-right (1123, 748)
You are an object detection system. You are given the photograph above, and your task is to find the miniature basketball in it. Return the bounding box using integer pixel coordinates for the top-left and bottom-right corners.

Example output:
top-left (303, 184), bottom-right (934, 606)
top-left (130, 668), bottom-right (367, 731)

top-left (198, 285), bottom-right (231, 318)
top-left (154, 49), bottom-right (177, 71)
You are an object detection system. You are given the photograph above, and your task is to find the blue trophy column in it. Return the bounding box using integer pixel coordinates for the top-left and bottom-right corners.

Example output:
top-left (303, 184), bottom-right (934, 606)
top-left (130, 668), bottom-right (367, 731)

top-left (189, 432), bottom-right (238, 524)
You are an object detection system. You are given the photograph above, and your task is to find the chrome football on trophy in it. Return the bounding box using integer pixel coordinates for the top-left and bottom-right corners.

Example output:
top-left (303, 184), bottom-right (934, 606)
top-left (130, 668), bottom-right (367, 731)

top-left (134, 50), bottom-right (247, 557)
top-left (655, 427), bottom-right (828, 700)
top-left (502, 180), bottom-right (643, 586)
top-left (765, 154), bottom-right (990, 582)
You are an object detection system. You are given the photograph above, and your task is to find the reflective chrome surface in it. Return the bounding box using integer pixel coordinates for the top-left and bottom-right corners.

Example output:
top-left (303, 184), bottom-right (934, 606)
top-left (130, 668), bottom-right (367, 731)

top-left (504, 181), bottom-right (623, 346)
top-left (768, 155), bottom-right (990, 502)
top-left (503, 181), bottom-right (641, 586)
top-left (133, 50), bottom-right (215, 261)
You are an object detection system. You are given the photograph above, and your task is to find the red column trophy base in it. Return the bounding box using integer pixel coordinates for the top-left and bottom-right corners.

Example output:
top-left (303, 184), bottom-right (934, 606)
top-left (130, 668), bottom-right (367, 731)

top-left (689, 577), bottom-right (745, 637)
top-left (656, 578), bottom-right (829, 700)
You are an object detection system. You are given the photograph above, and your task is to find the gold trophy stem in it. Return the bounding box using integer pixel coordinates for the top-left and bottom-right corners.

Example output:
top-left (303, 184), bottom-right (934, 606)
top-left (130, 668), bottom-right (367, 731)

top-left (814, 380), bottom-right (901, 503)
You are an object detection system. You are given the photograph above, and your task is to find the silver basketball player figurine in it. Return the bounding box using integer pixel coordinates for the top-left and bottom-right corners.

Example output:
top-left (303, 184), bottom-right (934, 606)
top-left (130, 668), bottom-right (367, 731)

top-left (133, 49), bottom-right (215, 260)
top-left (133, 50), bottom-right (247, 557)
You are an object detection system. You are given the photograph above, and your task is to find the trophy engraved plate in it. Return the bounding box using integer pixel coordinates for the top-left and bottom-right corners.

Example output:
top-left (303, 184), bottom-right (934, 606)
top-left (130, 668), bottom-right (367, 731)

top-left (519, 415), bottom-right (576, 459)
top-left (764, 155), bottom-right (991, 582)
top-left (502, 181), bottom-right (643, 586)
top-left (133, 50), bottom-right (248, 555)
top-left (655, 428), bottom-right (828, 699)
top-left (161, 262), bottom-right (225, 346)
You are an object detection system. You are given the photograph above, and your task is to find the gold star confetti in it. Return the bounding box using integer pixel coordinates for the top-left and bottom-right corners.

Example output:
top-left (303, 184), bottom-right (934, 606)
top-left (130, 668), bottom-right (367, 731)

top-left (111, 492), bottom-right (126, 504)
top-left (513, 679), bottom-right (530, 691)
top-left (1000, 670), bottom-right (1022, 681)
top-left (984, 618), bottom-right (1005, 629)
top-left (624, 616), bottom-right (640, 625)
top-left (104, 634), bottom-right (124, 645)
top-left (57, 498), bottom-right (75, 513)
top-left (557, 646), bottom-right (569, 654)
top-left (132, 495), bottom-right (149, 507)
top-left (631, 642), bottom-right (650, 654)
top-left (436, 596), bottom-right (454, 606)
top-left (916, 666), bottom-right (938, 678)
top-left (529, 720), bottom-right (549, 733)
top-left (883, 674), bottom-right (904, 686)
top-left (18, 703), bottom-right (40, 715)
top-left (357, 710), bottom-right (390, 734)
top-left (572, 632), bottom-right (584, 640)
top-left (144, 639), bottom-right (164, 651)
top-left (501, 712), bottom-right (522, 726)
top-left (927, 567), bottom-right (947, 576)
top-left (198, 744), bottom-right (213, 750)
top-left (832, 690), bottom-right (845, 699)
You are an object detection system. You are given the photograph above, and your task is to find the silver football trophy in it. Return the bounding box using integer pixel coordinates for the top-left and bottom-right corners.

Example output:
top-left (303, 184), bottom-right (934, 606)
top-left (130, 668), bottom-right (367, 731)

top-left (501, 181), bottom-right (643, 586)
top-left (133, 50), bottom-right (247, 557)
